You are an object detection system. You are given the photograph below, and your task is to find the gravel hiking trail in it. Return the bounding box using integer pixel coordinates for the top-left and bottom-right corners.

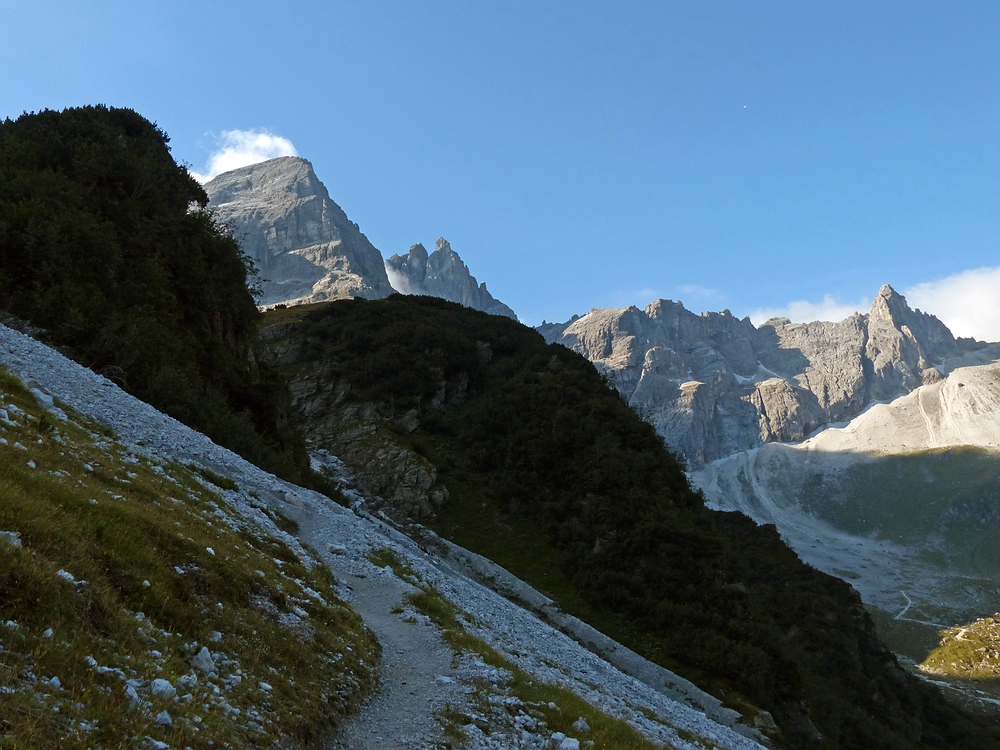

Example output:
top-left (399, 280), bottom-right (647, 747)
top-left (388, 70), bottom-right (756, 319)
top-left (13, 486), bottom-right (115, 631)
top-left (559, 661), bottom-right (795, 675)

top-left (297, 512), bottom-right (466, 749)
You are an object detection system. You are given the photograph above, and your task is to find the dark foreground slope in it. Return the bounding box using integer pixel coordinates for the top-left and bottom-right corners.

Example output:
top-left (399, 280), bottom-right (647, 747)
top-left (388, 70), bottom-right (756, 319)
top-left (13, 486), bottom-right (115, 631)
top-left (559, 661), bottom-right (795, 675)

top-left (262, 295), bottom-right (1000, 750)
top-left (0, 106), bottom-right (308, 481)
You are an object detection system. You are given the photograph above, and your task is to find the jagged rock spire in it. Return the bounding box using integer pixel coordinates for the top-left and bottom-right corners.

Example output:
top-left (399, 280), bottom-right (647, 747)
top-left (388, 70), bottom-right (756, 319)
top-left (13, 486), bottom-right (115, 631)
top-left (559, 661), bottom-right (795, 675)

top-left (385, 238), bottom-right (517, 319)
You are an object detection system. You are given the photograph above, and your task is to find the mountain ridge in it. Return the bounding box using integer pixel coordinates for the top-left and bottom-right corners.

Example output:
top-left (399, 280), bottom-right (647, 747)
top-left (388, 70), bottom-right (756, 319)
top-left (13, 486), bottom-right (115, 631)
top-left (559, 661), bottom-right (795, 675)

top-left (205, 157), bottom-right (517, 319)
top-left (539, 284), bottom-right (989, 468)
top-left (385, 238), bottom-right (517, 319)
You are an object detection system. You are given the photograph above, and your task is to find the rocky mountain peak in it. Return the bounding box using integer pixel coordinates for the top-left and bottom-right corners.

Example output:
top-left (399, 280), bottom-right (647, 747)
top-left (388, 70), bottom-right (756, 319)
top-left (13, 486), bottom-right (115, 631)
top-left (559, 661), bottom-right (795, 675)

top-left (543, 284), bottom-right (976, 468)
top-left (207, 160), bottom-right (517, 319)
top-left (385, 238), bottom-right (517, 319)
top-left (206, 157), bottom-right (394, 306)
top-left (864, 283), bottom-right (956, 400)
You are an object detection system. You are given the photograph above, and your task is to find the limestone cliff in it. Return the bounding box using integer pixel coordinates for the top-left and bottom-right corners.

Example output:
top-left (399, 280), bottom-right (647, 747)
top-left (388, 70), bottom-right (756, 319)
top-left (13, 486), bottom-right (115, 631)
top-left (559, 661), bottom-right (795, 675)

top-left (385, 238), bottom-right (517, 319)
top-left (205, 157), bottom-right (395, 306)
top-left (542, 284), bottom-right (974, 468)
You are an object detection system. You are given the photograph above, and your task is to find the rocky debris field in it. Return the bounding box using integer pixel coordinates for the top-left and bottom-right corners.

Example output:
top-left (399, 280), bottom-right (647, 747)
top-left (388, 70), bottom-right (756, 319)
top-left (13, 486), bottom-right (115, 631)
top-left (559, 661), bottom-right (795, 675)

top-left (0, 322), bottom-right (765, 750)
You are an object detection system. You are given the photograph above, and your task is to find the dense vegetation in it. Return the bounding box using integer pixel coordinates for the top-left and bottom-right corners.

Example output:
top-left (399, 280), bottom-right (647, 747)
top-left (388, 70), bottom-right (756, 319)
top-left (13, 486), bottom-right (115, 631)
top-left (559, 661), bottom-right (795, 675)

top-left (264, 295), bottom-right (1000, 750)
top-left (0, 106), bottom-right (308, 481)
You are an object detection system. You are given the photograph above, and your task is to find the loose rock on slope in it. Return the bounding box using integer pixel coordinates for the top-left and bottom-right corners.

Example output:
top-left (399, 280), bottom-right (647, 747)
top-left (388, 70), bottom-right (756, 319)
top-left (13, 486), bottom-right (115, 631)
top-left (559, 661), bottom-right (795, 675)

top-left (0, 322), bottom-right (763, 750)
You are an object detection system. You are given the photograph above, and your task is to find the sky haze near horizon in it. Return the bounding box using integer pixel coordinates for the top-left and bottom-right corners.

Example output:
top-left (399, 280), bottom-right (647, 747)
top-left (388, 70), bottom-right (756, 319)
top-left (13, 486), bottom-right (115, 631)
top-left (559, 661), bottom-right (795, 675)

top-left (3, 2), bottom-right (1000, 338)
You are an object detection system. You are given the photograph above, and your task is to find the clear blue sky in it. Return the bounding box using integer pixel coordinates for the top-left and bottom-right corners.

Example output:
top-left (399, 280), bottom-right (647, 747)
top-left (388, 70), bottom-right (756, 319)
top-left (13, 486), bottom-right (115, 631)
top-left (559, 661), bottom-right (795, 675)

top-left (4, 1), bottom-right (1000, 334)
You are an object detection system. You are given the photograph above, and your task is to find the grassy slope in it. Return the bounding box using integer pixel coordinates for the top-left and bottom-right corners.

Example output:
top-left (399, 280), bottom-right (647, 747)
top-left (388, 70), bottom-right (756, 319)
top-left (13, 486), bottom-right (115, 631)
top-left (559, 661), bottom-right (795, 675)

top-left (0, 367), bottom-right (378, 749)
top-left (795, 447), bottom-right (1000, 577)
top-left (921, 614), bottom-right (1000, 680)
top-left (262, 295), bottom-right (1000, 750)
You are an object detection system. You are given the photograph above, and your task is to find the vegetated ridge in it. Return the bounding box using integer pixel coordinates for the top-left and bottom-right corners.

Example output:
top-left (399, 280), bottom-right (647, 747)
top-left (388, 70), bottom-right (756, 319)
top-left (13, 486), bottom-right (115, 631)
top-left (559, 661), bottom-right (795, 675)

top-left (0, 106), bottom-right (312, 485)
top-left (0, 320), bottom-right (768, 750)
top-left (261, 294), bottom-right (1000, 750)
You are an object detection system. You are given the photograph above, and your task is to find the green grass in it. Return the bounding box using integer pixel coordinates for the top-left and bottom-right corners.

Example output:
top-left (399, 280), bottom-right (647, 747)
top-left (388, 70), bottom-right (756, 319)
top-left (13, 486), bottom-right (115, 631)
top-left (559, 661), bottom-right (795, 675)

top-left (793, 447), bottom-right (1000, 576)
top-left (0, 366), bottom-right (379, 748)
top-left (920, 614), bottom-right (1000, 680)
top-left (365, 546), bottom-right (421, 587)
top-left (187, 463), bottom-right (241, 492)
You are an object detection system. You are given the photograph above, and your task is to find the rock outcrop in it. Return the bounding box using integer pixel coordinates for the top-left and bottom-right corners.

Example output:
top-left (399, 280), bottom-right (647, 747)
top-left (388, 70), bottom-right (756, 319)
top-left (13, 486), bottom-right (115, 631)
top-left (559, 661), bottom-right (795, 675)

top-left (260, 321), bottom-right (452, 523)
top-left (385, 238), bottom-right (517, 319)
top-left (205, 156), bottom-right (395, 306)
top-left (541, 284), bottom-right (972, 468)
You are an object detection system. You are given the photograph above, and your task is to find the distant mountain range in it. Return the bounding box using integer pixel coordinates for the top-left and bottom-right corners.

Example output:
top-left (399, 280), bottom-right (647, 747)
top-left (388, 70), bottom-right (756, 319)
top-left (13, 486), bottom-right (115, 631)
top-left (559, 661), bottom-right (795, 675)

top-left (205, 157), bottom-right (515, 318)
top-left (539, 284), bottom-right (995, 468)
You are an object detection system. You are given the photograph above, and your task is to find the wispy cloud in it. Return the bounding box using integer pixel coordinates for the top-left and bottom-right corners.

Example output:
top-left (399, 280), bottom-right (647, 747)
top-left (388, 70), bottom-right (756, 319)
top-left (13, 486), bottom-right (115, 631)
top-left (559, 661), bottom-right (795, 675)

top-left (604, 287), bottom-right (663, 308)
top-left (190, 129), bottom-right (298, 183)
top-left (750, 295), bottom-right (871, 326)
top-left (904, 266), bottom-right (1000, 342)
top-left (677, 284), bottom-right (723, 302)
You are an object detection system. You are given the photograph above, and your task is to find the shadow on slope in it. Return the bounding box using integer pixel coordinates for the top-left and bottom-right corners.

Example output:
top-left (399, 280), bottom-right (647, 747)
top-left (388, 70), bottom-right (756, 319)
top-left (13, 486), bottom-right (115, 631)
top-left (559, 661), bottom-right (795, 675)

top-left (695, 444), bottom-right (1000, 667)
top-left (261, 294), bottom-right (1000, 750)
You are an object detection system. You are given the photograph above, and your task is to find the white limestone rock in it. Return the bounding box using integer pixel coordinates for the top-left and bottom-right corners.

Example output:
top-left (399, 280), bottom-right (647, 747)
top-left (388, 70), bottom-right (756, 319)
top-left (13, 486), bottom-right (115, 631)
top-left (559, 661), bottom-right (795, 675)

top-left (542, 285), bottom-right (972, 468)
top-left (190, 646), bottom-right (215, 673)
top-left (385, 238), bottom-right (517, 319)
top-left (205, 157), bottom-right (395, 306)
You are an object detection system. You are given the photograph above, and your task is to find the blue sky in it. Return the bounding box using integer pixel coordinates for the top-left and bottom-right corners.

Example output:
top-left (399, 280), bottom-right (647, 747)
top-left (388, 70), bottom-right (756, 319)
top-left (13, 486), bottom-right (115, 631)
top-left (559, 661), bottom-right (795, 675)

top-left (4, 1), bottom-right (1000, 337)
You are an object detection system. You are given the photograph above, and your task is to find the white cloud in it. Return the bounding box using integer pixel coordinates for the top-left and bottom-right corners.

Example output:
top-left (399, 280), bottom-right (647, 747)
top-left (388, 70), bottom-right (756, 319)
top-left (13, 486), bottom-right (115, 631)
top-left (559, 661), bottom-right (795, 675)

top-left (904, 266), bottom-right (1000, 342)
top-left (190, 129), bottom-right (298, 183)
top-left (750, 295), bottom-right (871, 326)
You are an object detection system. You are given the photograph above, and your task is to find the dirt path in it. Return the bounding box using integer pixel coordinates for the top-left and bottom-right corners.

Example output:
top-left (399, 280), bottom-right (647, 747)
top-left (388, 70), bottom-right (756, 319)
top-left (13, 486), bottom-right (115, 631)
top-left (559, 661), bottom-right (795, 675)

top-left (295, 511), bottom-right (466, 749)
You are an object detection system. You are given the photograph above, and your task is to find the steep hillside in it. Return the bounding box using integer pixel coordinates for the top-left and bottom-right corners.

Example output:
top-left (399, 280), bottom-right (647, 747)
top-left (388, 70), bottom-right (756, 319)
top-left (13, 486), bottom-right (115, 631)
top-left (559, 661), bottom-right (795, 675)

top-left (0, 106), bottom-right (309, 483)
top-left (261, 295), bottom-right (1000, 750)
top-left (539, 285), bottom-right (987, 468)
top-left (0, 363), bottom-right (378, 748)
top-left (0, 321), bottom-right (769, 750)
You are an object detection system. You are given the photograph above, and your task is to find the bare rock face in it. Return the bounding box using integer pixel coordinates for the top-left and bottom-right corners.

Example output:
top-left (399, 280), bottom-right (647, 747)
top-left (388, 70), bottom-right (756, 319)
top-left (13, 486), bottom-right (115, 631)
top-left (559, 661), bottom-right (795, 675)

top-left (385, 238), bottom-right (517, 319)
top-left (205, 157), bottom-right (395, 306)
top-left (542, 286), bottom-right (963, 468)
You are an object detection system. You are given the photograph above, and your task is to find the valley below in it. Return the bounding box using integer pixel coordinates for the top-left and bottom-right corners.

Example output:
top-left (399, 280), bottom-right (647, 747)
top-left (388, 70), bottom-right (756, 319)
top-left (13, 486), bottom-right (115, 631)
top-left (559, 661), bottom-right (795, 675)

top-left (692, 359), bottom-right (1000, 702)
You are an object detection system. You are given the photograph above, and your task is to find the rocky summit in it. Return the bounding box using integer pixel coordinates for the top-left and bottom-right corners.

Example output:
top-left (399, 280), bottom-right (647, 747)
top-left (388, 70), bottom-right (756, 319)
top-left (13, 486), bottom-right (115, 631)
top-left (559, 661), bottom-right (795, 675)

top-left (205, 156), bottom-right (395, 306)
top-left (205, 158), bottom-right (518, 319)
top-left (539, 284), bottom-right (979, 468)
top-left (385, 238), bottom-right (517, 319)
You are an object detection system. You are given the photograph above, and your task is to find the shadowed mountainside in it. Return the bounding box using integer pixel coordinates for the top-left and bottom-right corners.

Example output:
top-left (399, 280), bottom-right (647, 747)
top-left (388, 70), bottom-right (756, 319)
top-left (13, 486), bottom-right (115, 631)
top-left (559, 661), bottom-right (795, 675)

top-left (0, 106), bottom-right (310, 482)
top-left (260, 294), bottom-right (1000, 750)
